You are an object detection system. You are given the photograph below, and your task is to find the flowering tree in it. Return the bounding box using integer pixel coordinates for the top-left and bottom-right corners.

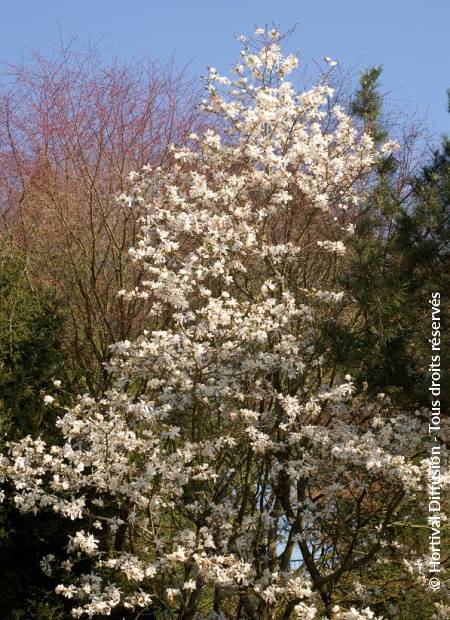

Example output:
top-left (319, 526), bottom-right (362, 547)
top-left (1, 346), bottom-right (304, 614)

top-left (1, 29), bottom-right (446, 620)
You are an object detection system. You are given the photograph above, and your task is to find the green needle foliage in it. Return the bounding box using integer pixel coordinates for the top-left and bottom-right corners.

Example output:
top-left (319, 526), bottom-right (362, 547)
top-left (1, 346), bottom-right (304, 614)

top-left (350, 65), bottom-right (387, 145)
top-left (326, 69), bottom-right (449, 410)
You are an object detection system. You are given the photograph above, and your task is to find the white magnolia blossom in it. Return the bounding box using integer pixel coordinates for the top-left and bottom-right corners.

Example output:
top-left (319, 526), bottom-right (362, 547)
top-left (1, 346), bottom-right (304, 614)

top-left (317, 240), bottom-right (347, 255)
top-left (1, 30), bottom-right (446, 620)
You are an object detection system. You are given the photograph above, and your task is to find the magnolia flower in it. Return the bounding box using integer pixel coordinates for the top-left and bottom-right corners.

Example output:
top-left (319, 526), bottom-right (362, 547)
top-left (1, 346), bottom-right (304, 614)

top-left (69, 531), bottom-right (99, 556)
top-left (324, 56), bottom-right (338, 66)
top-left (40, 554), bottom-right (55, 577)
top-left (317, 240), bottom-right (347, 255)
top-left (269, 28), bottom-right (279, 39)
top-left (183, 579), bottom-right (197, 591)
top-left (166, 546), bottom-right (188, 563)
top-left (166, 588), bottom-right (180, 602)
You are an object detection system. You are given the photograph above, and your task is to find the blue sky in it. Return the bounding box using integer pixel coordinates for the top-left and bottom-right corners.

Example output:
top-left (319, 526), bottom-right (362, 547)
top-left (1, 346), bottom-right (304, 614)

top-left (0, 1), bottom-right (449, 135)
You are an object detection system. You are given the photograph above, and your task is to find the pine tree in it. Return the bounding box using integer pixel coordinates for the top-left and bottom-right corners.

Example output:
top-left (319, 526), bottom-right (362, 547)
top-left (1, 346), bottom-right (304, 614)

top-left (325, 68), bottom-right (448, 409)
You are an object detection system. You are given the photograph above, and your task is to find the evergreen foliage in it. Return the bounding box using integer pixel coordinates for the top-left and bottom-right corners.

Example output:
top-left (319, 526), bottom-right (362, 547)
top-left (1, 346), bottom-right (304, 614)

top-left (327, 68), bottom-right (449, 409)
top-left (0, 243), bottom-right (69, 619)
